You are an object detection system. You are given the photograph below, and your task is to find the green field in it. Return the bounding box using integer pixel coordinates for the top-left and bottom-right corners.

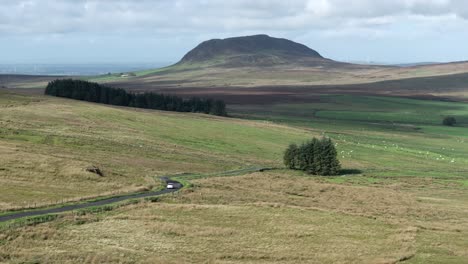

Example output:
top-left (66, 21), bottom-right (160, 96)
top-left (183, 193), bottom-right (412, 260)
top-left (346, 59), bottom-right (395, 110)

top-left (0, 91), bottom-right (310, 210)
top-left (231, 95), bottom-right (468, 180)
top-left (1, 91), bottom-right (468, 263)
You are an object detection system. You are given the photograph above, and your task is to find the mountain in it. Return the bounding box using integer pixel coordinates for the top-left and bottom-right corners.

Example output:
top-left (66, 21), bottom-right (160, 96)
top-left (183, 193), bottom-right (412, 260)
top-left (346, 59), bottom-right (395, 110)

top-left (80, 35), bottom-right (468, 90)
top-left (178, 34), bottom-right (334, 67)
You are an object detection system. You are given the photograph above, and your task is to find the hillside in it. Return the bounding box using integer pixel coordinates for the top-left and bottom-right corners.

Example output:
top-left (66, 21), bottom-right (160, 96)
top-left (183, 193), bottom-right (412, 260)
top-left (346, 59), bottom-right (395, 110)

top-left (179, 34), bottom-right (331, 67)
top-left (93, 36), bottom-right (468, 96)
top-left (2, 90), bottom-right (468, 263)
top-left (0, 91), bottom-right (310, 210)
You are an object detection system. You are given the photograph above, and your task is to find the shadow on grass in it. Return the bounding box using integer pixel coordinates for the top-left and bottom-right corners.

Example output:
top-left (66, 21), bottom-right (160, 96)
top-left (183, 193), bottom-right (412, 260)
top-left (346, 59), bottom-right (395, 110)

top-left (339, 169), bottom-right (363, 176)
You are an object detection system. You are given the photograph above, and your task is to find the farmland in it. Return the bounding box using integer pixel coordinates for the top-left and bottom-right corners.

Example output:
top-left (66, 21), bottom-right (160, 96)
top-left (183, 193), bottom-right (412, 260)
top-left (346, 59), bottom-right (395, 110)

top-left (231, 95), bottom-right (468, 179)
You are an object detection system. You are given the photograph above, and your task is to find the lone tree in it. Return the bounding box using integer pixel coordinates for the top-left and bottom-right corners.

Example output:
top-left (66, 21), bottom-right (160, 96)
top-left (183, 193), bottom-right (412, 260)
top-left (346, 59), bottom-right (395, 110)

top-left (284, 137), bottom-right (341, 176)
top-left (443, 116), bottom-right (457, 126)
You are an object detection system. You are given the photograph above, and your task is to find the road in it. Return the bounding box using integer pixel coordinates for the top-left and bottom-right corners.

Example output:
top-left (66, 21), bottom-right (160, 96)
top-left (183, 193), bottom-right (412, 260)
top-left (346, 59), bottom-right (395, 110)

top-left (0, 178), bottom-right (182, 223)
top-left (0, 167), bottom-right (271, 223)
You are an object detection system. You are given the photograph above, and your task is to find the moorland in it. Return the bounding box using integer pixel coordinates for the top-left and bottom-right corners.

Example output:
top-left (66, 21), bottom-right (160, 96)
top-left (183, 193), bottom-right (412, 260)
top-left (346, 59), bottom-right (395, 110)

top-left (1, 34), bottom-right (467, 263)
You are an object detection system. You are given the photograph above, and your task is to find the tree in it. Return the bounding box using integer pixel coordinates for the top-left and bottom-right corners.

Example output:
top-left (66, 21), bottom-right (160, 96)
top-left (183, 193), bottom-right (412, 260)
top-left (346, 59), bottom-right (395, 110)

top-left (319, 138), bottom-right (341, 176)
top-left (210, 100), bottom-right (227, 116)
top-left (303, 138), bottom-right (319, 174)
top-left (284, 144), bottom-right (299, 169)
top-left (443, 116), bottom-right (457, 126)
top-left (283, 137), bottom-right (341, 176)
top-left (296, 141), bottom-right (309, 171)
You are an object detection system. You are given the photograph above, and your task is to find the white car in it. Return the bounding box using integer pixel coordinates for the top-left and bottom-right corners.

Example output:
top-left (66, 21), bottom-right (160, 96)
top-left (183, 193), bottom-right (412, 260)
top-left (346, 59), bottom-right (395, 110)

top-left (166, 183), bottom-right (175, 189)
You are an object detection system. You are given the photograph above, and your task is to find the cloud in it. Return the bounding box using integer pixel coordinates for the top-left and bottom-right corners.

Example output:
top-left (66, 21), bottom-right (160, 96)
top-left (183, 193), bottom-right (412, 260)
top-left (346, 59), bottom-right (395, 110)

top-left (1, 0), bottom-right (467, 35)
top-left (1, 0), bottom-right (468, 63)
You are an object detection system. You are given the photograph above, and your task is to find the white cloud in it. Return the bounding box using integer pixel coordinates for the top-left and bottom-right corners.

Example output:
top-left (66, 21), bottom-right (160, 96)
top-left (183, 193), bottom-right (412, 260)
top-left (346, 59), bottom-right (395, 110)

top-left (1, 0), bottom-right (468, 63)
top-left (0, 0), bottom-right (467, 35)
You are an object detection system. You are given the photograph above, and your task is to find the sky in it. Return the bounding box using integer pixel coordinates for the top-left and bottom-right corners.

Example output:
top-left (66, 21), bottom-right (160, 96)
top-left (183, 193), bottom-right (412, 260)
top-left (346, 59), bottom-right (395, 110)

top-left (2, 0), bottom-right (468, 65)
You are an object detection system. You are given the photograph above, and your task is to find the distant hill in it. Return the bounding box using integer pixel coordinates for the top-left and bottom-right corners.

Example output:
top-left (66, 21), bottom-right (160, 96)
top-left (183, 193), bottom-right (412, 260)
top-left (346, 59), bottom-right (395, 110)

top-left (178, 34), bottom-right (336, 67)
top-left (392, 62), bottom-right (440, 67)
top-left (6, 35), bottom-right (468, 96)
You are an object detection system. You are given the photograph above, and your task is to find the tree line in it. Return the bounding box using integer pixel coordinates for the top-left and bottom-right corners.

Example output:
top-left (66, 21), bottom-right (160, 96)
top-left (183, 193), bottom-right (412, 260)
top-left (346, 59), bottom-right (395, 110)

top-left (44, 79), bottom-right (227, 116)
top-left (284, 137), bottom-right (341, 176)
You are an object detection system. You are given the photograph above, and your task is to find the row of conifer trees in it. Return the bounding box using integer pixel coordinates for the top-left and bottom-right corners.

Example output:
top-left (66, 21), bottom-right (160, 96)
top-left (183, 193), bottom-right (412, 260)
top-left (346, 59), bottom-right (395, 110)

top-left (44, 79), bottom-right (227, 116)
top-left (284, 137), bottom-right (341, 176)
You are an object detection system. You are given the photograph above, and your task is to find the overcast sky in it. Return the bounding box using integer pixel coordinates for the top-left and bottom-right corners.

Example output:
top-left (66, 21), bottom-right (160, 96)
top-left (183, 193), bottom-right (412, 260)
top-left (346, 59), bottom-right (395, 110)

top-left (2, 0), bottom-right (468, 64)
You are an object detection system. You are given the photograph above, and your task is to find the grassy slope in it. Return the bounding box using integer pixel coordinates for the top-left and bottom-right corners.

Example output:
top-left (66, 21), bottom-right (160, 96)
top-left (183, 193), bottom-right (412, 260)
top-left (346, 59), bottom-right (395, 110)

top-left (2, 170), bottom-right (467, 263)
top-left (231, 95), bottom-right (468, 179)
top-left (1, 92), bottom-right (468, 263)
top-left (0, 91), bottom-right (310, 210)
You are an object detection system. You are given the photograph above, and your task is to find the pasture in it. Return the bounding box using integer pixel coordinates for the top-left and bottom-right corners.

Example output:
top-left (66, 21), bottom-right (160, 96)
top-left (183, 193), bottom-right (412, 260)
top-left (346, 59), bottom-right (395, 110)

top-left (231, 95), bottom-right (468, 180)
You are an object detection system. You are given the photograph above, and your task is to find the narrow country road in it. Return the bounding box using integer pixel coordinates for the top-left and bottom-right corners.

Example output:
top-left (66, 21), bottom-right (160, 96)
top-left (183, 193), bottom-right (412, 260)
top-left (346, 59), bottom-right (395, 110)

top-left (0, 178), bottom-right (182, 223)
top-left (0, 167), bottom-right (271, 223)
